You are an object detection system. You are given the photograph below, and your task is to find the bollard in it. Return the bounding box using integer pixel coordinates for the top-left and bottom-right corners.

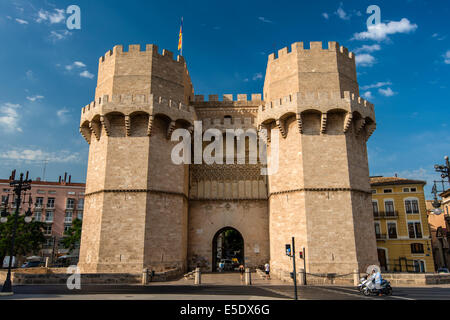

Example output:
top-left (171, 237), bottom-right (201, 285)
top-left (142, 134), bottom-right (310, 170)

top-left (142, 268), bottom-right (148, 285)
top-left (245, 268), bottom-right (252, 285)
top-left (298, 268), bottom-right (306, 286)
top-left (353, 269), bottom-right (360, 286)
top-left (194, 267), bottom-right (201, 285)
top-left (45, 257), bottom-right (49, 268)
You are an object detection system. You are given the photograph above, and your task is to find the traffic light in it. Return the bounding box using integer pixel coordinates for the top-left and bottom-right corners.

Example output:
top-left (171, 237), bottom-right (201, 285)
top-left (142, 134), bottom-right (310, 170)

top-left (285, 244), bottom-right (291, 256)
top-left (298, 251), bottom-right (303, 259)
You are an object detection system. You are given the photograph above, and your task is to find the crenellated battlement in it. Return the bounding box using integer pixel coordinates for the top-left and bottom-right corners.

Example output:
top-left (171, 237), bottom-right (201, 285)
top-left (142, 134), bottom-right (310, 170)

top-left (262, 91), bottom-right (373, 111)
top-left (192, 94), bottom-right (262, 103)
top-left (268, 41), bottom-right (355, 61)
top-left (80, 94), bottom-right (196, 127)
top-left (99, 44), bottom-right (185, 66)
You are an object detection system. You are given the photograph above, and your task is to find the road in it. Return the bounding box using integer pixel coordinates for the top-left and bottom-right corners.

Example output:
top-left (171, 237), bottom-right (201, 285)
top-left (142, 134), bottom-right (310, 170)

top-left (1, 284), bottom-right (450, 300)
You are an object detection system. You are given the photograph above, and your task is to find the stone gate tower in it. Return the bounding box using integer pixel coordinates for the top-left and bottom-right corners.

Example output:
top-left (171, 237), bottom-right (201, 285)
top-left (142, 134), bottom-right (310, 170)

top-left (259, 41), bottom-right (378, 278)
top-left (78, 41), bottom-right (379, 277)
top-left (78, 45), bottom-right (195, 273)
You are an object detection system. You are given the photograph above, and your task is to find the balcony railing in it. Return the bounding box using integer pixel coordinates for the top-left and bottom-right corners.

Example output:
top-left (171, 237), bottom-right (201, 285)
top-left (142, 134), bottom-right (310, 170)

top-left (373, 211), bottom-right (399, 219)
top-left (376, 233), bottom-right (387, 240)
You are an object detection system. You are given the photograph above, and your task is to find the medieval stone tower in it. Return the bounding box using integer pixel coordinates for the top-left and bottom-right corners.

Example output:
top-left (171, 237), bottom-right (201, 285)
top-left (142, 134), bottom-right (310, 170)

top-left (78, 41), bottom-right (379, 278)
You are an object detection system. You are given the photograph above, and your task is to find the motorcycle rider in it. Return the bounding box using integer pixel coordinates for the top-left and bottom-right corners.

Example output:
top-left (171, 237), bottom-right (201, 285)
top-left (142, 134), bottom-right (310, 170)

top-left (367, 268), bottom-right (383, 295)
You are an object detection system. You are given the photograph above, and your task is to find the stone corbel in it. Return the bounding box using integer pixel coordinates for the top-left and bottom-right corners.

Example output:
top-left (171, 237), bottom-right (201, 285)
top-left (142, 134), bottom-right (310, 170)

top-left (320, 113), bottom-right (327, 134)
top-left (147, 115), bottom-right (154, 136)
top-left (89, 121), bottom-right (101, 141)
top-left (343, 112), bottom-right (353, 133)
top-left (100, 115), bottom-right (111, 137)
top-left (276, 119), bottom-right (287, 138)
top-left (296, 113), bottom-right (303, 134)
top-left (355, 118), bottom-right (366, 135)
top-left (167, 121), bottom-right (176, 139)
top-left (80, 126), bottom-right (91, 144)
top-left (365, 123), bottom-right (377, 140)
top-left (258, 124), bottom-right (270, 143)
top-left (125, 115), bottom-right (131, 137)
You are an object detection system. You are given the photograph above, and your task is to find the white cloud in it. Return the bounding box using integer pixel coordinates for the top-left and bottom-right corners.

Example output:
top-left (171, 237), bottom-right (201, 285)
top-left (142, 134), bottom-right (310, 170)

top-left (26, 95), bottom-right (44, 102)
top-left (432, 33), bottom-right (446, 41)
top-left (0, 149), bottom-right (80, 163)
top-left (444, 50), bottom-right (450, 64)
top-left (80, 70), bottom-right (94, 79)
top-left (66, 61), bottom-right (86, 71)
top-left (258, 17), bottom-right (273, 24)
top-left (361, 81), bottom-right (392, 90)
top-left (353, 44), bottom-right (381, 54)
top-left (57, 108), bottom-right (70, 123)
top-left (252, 72), bottom-right (263, 81)
top-left (0, 103), bottom-right (22, 133)
top-left (322, 13), bottom-right (329, 19)
top-left (49, 30), bottom-right (71, 41)
top-left (353, 18), bottom-right (418, 41)
top-left (335, 3), bottom-right (350, 20)
top-left (36, 9), bottom-right (66, 24)
top-left (362, 91), bottom-right (373, 100)
top-left (355, 53), bottom-right (376, 67)
top-left (378, 87), bottom-right (395, 97)
top-left (15, 18), bottom-right (28, 24)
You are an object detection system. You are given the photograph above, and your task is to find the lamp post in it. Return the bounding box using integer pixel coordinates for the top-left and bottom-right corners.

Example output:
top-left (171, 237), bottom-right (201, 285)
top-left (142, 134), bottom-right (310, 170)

top-left (1, 170), bottom-right (33, 294)
top-left (434, 156), bottom-right (450, 184)
top-left (431, 180), bottom-right (449, 212)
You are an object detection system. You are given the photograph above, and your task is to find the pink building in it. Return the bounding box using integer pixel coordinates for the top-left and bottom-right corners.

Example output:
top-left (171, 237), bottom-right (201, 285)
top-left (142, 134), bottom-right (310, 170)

top-left (0, 173), bottom-right (85, 259)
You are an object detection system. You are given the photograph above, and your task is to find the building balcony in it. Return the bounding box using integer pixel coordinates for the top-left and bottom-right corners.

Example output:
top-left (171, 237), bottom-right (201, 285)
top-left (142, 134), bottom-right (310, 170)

top-left (376, 233), bottom-right (387, 240)
top-left (373, 211), bottom-right (399, 219)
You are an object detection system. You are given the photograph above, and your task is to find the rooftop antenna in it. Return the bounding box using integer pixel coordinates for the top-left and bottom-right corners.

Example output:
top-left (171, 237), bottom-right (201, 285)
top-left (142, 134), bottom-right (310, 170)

top-left (42, 159), bottom-right (49, 181)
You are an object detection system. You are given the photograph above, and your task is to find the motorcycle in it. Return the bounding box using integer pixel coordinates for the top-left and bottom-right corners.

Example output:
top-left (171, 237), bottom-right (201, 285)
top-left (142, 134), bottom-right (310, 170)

top-left (358, 275), bottom-right (393, 296)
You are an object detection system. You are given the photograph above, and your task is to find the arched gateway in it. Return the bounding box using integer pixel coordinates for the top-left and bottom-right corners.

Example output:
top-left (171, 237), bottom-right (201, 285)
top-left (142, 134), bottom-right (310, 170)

top-left (212, 227), bottom-right (244, 272)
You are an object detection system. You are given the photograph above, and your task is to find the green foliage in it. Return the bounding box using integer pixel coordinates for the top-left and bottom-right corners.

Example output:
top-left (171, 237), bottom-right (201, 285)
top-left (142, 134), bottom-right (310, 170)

top-left (62, 218), bottom-right (82, 252)
top-left (0, 214), bottom-right (46, 261)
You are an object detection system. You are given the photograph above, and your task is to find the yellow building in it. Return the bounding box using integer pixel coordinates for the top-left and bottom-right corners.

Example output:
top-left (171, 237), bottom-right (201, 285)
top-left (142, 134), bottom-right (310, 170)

top-left (370, 176), bottom-right (435, 273)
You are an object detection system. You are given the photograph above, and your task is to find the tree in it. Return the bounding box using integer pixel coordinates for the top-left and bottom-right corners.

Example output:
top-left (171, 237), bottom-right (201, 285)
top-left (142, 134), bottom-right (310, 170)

top-left (62, 218), bottom-right (82, 252)
top-left (0, 216), bottom-right (46, 264)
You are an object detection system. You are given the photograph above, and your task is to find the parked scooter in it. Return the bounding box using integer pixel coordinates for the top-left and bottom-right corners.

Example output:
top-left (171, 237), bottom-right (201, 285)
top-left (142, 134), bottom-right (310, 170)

top-left (358, 274), bottom-right (393, 296)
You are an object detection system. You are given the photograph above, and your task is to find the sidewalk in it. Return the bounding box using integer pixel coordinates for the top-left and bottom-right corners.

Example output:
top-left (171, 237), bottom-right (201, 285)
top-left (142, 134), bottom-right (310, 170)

top-left (153, 272), bottom-right (286, 286)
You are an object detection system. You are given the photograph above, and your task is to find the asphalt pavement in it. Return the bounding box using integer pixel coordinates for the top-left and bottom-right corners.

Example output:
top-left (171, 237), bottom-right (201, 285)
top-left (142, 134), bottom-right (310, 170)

top-left (1, 283), bottom-right (450, 300)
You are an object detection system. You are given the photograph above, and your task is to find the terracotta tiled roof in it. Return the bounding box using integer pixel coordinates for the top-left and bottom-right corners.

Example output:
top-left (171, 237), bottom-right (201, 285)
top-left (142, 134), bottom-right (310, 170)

top-left (370, 176), bottom-right (426, 187)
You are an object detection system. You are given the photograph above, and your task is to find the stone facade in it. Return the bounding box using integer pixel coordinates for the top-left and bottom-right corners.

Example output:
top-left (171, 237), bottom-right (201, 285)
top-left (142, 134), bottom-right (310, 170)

top-left (78, 41), bottom-right (378, 277)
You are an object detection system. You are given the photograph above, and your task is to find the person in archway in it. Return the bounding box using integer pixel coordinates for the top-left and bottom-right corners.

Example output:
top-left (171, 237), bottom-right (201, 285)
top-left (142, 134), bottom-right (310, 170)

top-left (264, 262), bottom-right (270, 280)
top-left (239, 264), bottom-right (245, 282)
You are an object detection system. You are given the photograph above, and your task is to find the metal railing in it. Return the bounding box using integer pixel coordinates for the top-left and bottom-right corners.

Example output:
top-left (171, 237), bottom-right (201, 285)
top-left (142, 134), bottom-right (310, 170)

top-left (373, 211), bottom-right (399, 219)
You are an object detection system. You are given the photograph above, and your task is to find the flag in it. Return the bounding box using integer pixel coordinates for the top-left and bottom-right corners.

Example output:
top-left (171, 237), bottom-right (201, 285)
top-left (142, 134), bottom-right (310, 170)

top-left (178, 17), bottom-right (183, 55)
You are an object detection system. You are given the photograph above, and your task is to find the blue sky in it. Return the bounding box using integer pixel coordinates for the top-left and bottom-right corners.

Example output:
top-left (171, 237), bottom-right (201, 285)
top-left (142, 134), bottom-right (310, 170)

top-left (0, 0), bottom-right (449, 198)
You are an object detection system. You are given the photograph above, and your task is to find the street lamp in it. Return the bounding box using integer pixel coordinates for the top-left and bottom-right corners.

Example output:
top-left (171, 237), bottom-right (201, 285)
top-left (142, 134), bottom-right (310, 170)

top-left (434, 156), bottom-right (450, 184)
top-left (1, 170), bottom-right (34, 294)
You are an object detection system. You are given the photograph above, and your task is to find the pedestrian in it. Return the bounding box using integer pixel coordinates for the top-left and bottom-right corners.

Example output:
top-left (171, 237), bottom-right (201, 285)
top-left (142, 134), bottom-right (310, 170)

top-left (264, 262), bottom-right (270, 280)
top-left (239, 264), bottom-right (245, 282)
top-left (219, 261), bottom-right (224, 272)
